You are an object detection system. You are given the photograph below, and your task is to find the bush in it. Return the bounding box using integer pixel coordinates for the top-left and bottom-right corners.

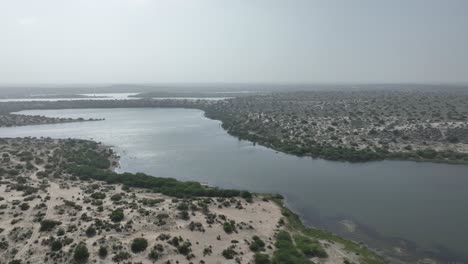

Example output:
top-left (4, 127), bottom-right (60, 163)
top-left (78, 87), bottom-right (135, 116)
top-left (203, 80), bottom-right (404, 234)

top-left (250, 236), bottom-right (266, 252)
top-left (85, 226), bottom-right (96, 237)
top-left (222, 247), bottom-right (238, 259)
top-left (110, 208), bottom-right (124, 222)
top-left (40, 220), bottom-right (61, 232)
top-left (131, 238), bottom-right (148, 253)
top-left (98, 246), bottom-right (108, 258)
top-left (294, 235), bottom-right (328, 258)
top-left (148, 249), bottom-right (160, 262)
top-left (73, 243), bottom-right (89, 262)
top-left (110, 193), bottom-right (122, 201)
top-left (241, 191), bottom-right (253, 202)
top-left (112, 251), bottom-right (131, 262)
top-left (177, 242), bottom-right (192, 256)
top-left (254, 253), bottom-right (271, 264)
top-left (223, 221), bottom-right (235, 234)
top-left (51, 240), bottom-right (62, 251)
top-left (272, 231), bottom-right (311, 264)
top-left (179, 210), bottom-right (190, 220)
top-left (19, 203), bottom-right (30, 211)
top-left (57, 228), bottom-right (65, 236)
top-left (90, 192), bottom-right (106, 199)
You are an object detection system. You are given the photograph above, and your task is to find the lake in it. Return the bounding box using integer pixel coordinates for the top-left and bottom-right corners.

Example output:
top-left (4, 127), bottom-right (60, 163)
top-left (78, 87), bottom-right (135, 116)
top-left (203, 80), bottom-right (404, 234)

top-left (1, 108), bottom-right (467, 262)
top-left (0, 92), bottom-right (229, 102)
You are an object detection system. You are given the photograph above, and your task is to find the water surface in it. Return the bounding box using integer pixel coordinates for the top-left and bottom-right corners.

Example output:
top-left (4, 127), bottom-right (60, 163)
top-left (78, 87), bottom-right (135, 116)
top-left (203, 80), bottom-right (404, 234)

top-left (1, 108), bottom-right (467, 261)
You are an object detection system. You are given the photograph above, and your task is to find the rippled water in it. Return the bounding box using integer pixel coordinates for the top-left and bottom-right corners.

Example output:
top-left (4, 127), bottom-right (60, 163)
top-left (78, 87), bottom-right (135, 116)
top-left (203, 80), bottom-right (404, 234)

top-left (1, 108), bottom-right (467, 261)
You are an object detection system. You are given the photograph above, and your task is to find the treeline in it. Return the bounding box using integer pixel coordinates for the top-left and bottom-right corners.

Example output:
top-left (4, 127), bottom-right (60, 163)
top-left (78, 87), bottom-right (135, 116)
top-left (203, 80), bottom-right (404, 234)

top-left (67, 165), bottom-right (241, 198)
top-left (206, 112), bottom-right (468, 164)
top-left (0, 98), bottom-right (211, 114)
top-left (61, 140), bottom-right (111, 169)
top-left (61, 139), bottom-right (244, 198)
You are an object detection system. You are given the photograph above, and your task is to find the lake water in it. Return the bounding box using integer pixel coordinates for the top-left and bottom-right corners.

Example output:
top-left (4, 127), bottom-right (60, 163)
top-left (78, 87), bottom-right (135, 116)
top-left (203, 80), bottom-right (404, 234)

top-left (0, 93), bottom-right (229, 102)
top-left (0, 93), bottom-right (139, 102)
top-left (1, 108), bottom-right (467, 262)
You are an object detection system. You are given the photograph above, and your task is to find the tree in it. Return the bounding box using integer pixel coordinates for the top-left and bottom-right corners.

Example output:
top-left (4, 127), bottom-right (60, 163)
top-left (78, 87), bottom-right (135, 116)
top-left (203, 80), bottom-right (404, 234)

top-left (85, 226), bottom-right (96, 237)
top-left (19, 203), bottom-right (30, 211)
top-left (222, 247), bottom-right (237, 259)
top-left (98, 246), bottom-right (108, 258)
top-left (179, 210), bottom-right (190, 220)
top-left (110, 193), bottom-right (122, 201)
top-left (131, 238), bottom-right (148, 253)
top-left (73, 243), bottom-right (89, 262)
top-left (51, 240), bottom-right (62, 251)
top-left (40, 220), bottom-right (61, 232)
top-left (148, 249), bottom-right (160, 263)
top-left (254, 253), bottom-right (271, 264)
top-left (110, 208), bottom-right (124, 222)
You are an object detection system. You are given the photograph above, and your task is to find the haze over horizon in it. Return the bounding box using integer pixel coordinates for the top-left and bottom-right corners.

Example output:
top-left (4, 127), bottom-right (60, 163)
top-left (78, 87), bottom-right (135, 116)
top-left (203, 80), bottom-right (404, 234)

top-left (1, 0), bottom-right (468, 85)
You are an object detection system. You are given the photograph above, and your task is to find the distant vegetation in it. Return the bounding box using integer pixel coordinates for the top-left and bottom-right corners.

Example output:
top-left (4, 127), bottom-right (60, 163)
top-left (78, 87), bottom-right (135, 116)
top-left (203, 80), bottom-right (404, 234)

top-left (2, 88), bottom-right (468, 164)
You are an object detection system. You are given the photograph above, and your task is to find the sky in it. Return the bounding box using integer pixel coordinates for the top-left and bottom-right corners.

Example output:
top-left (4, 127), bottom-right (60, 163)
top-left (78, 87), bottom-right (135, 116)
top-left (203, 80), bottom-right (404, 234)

top-left (0, 0), bottom-right (467, 85)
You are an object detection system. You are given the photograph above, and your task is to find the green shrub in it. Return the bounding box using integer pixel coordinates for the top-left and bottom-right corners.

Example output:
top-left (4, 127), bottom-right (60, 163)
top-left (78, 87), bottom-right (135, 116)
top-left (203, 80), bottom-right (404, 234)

top-left (177, 242), bottom-right (192, 256)
top-left (131, 238), bottom-right (148, 253)
top-left (57, 228), bottom-right (65, 236)
top-left (112, 251), bottom-right (131, 262)
top-left (110, 208), bottom-right (124, 222)
top-left (51, 240), bottom-right (62, 251)
top-left (90, 192), bottom-right (106, 199)
top-left (222, 247), bottom-right (237, 259)
top-left (73, 243), bottom-right (89, 262)
top-left (85, 226), bottom-right (96, 237)
top-left (110, 193), bottom-right (122, 201)
top-left (99, 246), bottom-right (108, 258)
top-left (19, 203), bottom-right (30, 211)
top-left (148, 249), bottom-right (160, 262)
top-left (40, 220), bottom-right (61, 232)
top-left (254, 253), bottom-right (271, 264)
top-left (272, 231), bottom-right (312, 264)
top-left (294, 235), bottom-right (328, 258)
top-left (179, 210), bottom-right (190, 220)
top-left (250, 236), bottom-right (266, 252)
top-left (223, 221), bottom-right (236, 234)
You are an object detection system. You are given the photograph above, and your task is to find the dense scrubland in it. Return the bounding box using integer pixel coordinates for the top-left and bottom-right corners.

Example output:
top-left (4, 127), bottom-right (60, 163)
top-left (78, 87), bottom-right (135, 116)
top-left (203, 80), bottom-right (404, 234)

top-left (206, 90), bottom-right (468, 163)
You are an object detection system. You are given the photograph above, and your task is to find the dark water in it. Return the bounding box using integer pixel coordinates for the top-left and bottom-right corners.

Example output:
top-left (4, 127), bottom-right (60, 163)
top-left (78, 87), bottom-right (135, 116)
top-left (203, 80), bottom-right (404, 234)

top-left (1, 108), bottom-right (467, 262)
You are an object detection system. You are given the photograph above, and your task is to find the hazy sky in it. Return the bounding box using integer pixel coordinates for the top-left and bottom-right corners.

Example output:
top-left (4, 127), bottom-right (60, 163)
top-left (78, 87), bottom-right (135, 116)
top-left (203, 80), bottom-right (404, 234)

top-left (1, 0), bottom-right (467, 85)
